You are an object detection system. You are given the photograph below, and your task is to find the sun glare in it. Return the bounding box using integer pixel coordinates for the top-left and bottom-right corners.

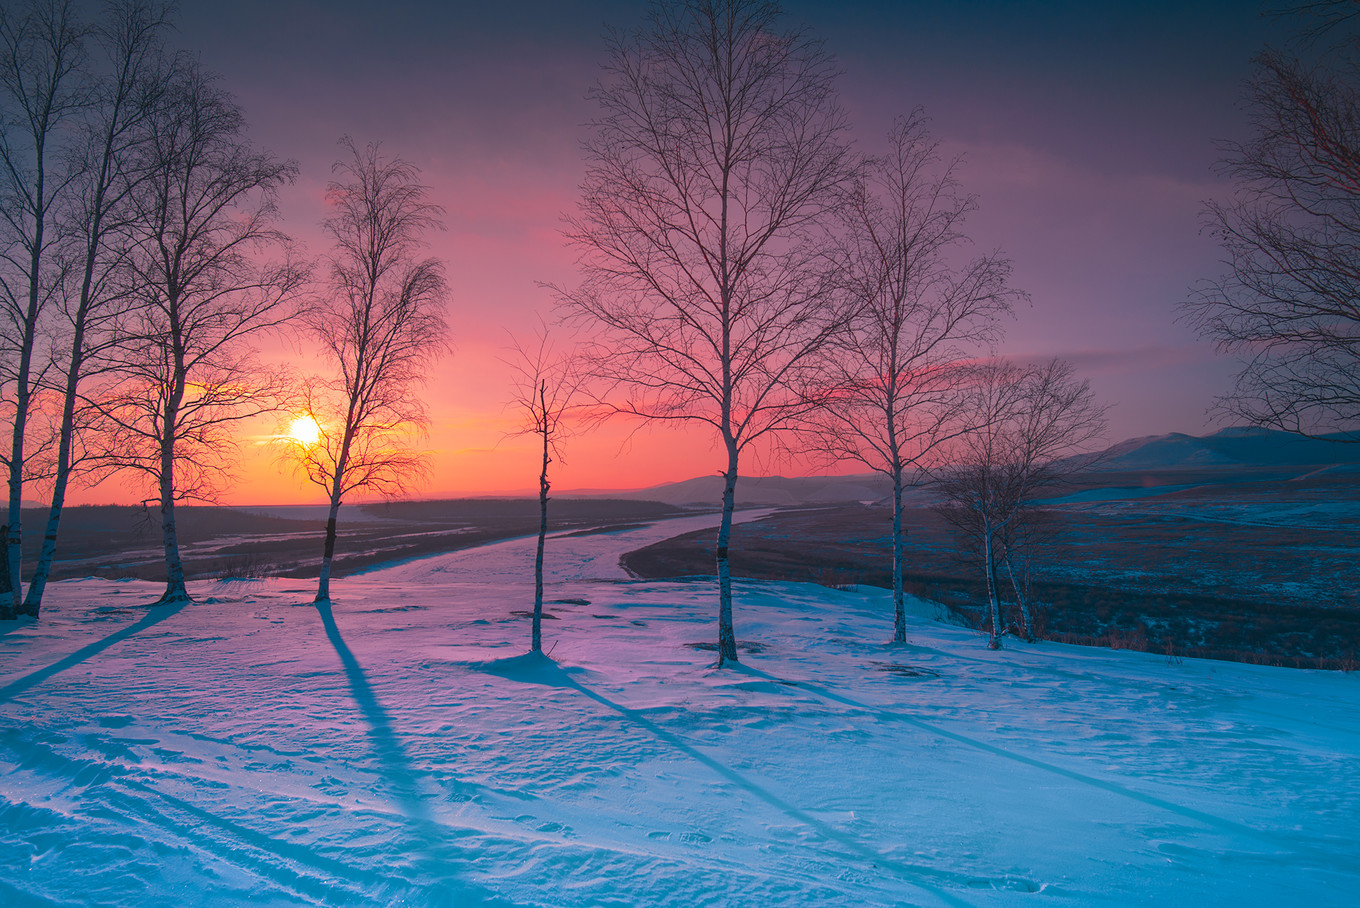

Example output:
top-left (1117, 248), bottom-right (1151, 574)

top-left (288, 414), bottom-right (323, 446)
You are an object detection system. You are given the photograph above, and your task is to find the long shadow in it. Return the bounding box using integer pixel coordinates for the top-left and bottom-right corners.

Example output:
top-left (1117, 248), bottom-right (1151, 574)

top-left (0, 602), bottom-right (188, 703)
top-left (315, 603), bottom-right (433, 825)
top-left (737, 664), bottom-right (1287, 848)
top-left (317, 606), bottom-right (528, 906)
top-left (539, 662), bottom-right (973, 908)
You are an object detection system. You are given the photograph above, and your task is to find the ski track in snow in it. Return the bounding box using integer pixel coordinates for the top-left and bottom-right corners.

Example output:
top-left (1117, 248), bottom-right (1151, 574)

top-left (1, 508), bottom-right (1358, 906)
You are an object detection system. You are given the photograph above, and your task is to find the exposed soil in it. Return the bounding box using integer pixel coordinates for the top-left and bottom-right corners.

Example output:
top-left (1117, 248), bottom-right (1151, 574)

top-left (17, 498), bottom-right (688, 584)
top-left (621, 475), bottom-right (1360, 670)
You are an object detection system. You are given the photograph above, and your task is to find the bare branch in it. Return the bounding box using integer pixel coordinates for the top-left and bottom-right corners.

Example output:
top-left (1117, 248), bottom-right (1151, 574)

top-left (282, 137), bottom-right (449, 602)
top-left (557, 0), bottom-right (856, 666)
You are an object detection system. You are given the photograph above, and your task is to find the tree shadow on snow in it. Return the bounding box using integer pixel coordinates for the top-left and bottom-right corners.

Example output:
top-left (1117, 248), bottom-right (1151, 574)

top-left (315, 604), bottom-right (517, 907)
top-left (493, 655), bottom-right (974, 907)
top-left (315, 603), bottom-right (434, 823)
top-left (0, 601), bottom-right (189, 703)
top-left (736, 664), bottom-right (1274, 847)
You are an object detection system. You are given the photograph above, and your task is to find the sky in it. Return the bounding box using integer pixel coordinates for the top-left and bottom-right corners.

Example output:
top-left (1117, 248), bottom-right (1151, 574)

top-left (69, 0), bottom-right (1285, 505)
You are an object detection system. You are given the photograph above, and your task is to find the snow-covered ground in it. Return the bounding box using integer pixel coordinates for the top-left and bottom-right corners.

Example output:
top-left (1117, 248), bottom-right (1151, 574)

top-left (1, 513), bottom-right (1357, 907)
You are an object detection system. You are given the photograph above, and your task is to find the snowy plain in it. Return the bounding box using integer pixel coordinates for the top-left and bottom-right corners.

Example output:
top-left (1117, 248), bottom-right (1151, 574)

top-left (1, 510), bottom-right (1357, 907)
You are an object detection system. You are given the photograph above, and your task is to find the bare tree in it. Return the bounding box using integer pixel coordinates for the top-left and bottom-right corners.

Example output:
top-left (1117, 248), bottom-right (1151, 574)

top-left (933, 359), bottom-right (1105, 649)
top-left (0, 0), bottom-right (85, 617)
top-left (937, 495), bottom-right (1058, 644)
top-left (504, 325), bottom-right (585, 654)
top-left (92, 57), bottom-right (304, 605)
top-left (287, 138), bottom-right (447, 604)
top-left (1186, 4), bottom-right (1360, 436)
top-left (561, 0), bottom-right (855, 666)
top-left (800, 113), bottom-right (1018, 645)
top-left (23, 0), bottom-right (171, 615)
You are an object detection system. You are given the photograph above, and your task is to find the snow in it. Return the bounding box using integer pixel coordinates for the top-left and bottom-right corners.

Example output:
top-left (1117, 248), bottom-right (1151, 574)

top-left (2, 512), bottom-right (1357, 906)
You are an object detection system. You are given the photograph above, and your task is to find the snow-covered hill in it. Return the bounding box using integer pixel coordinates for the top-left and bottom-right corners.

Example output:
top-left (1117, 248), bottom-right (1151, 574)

top-left (1092, 426), bottom-right (1360, 471)
top-left (1, 514), bottom-right (1356, 906)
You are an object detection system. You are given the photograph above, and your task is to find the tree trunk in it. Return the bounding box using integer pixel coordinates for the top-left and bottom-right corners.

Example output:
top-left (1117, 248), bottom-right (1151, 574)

top-left (0, 526), bottom-right (11, 602)
top-left (23, 496), bottom-right (65, 616)
top-left (315, 504), bottom-right (341, 603)
top-left (24, 318), bottom-right (88, 615)
top-left (316, 420), bottom-right (355, 603)
top-left (715, 442), bottom-right (740, 666)
top-left (158, 473), bottom-right (189, 604)
top-left (6, 359), bottom-right (31, 616)
top-left (158, 386), bottom-right (188, 604)
top-left (891, 464), bottom-right (907, 644)
top-left (533, 385), bottom-right (549, 654)
top-left (1004, 551), bottom-right (1034, 643)
top-left (6, 148), bottom-right (48, 618)
top-left (983, 523), bottom-right (1002, 649)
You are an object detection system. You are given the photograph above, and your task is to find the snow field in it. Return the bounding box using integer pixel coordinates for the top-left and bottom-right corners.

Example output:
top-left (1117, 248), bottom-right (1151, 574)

top-left (1, 513), bottom-right (1357, 906)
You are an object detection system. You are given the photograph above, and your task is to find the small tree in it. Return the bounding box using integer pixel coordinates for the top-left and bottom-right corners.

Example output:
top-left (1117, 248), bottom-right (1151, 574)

top-left (561, 0), bottom-right (855, 666)
top-left (0, 0), bottom-right (85, 616)
top-left (93, 57), bottom-right (303, 604)
top-left (1186, 4), bottom-right (1360, 436)
top-left (504, 326), bottom-right (584, 653)
top-left (287, 138), bottom-right (448, 604)
top-left (937, 496), bottom-right (1058, 643)
top-left (933, 359), bottom-right (1105, 649)
top-left (800, 113), bottom-right (1017, 644)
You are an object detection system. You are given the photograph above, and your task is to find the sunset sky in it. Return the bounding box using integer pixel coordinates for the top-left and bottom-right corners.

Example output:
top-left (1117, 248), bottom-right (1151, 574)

top-left (73, 0), bottom-right (1281, 505)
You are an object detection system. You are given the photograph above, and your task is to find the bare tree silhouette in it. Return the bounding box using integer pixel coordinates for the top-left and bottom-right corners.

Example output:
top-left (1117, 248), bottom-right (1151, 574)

top-left (0, 0), bottom-right (86, 617)
top-left (560, 0), bottom-right (856, 666)
top-left (933, 359), bottom-right (1105, 649)
top-left (1187, 4), bottom-right (1360, 437)
top-left (23, 0), bottom-right (173, 615)
top-left (799, 112), bottom-right (1018, 644)
top-left (287, 138), bottom-right (448, 604)
top-left (92, 57), bottom-right (304, 605)
top-left (505, 325), bottom-right (585, 653)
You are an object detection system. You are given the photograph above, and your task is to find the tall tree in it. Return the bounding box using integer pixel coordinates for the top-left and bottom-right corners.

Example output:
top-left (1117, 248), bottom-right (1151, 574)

top-left (289, 138), bottom-right (447, 604)
top-left (800, 113), bottom-right (1017, 645)
top-left (561, 0), bottom-right (855, 666)
top-left (1186, 3), bottom-right (1360, 436)
top-left (0, 0), bottom-right (86, 617)
top-left (93, 57), bottom-right (303, 605)
top-left (23, 0), bottom-right (172, 614)
top-left (505, 326), bottom-right (584, 654)
top-left (933, 359), bottom-right (1105, 650)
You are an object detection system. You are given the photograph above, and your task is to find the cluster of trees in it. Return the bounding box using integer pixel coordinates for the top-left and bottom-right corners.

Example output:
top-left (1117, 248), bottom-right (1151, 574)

top-left (0, 1), bottom-right (446, 618)
top-left (12, 0), bottom-right (1343, 665)
top-left (554, 0), bottom-right (1360, 663)
top-left (558, 0), bottom-right (1105, 663)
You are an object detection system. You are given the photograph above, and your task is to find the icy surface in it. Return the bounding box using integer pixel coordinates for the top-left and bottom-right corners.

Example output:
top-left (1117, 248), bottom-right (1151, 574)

top-left (1, 512), bottom-right (1357, 906)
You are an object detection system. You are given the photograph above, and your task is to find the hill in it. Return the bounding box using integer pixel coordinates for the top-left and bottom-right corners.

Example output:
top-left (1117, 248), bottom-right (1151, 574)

top-left (1092, 426), bottom-right (1360, 471)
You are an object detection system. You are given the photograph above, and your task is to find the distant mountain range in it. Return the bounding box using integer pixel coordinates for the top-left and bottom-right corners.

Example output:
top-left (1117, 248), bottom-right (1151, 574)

top-left (576, 427), bottom-right (1360, 506)
top-left (1090, 426), bottom-right (1360, 471)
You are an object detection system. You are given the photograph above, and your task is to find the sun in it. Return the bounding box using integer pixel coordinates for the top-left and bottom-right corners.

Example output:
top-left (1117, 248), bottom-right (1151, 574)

top-left (287, 414), bottom-right (323, 446)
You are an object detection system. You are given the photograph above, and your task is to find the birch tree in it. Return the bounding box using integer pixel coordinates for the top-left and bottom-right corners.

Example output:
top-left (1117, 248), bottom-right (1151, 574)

top-left (94, 58), bottom-right (303, 605)
top-left (23, 0), bottom-right (171, 614)
top-left (0, 0), bottom-right (85, 617)
top-left (504, 326), bottom-right (584, 654)
top-left (561, 0), bottom-right (855, 666)
top-left (933, 359), bottom-right (1104, 649)
top-left (800, 113), bottom-right (1017, 645)
top-left (287, 138), bottom-right (447, 604)
top-left (1187, 2), bottom-right (1360, 436)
